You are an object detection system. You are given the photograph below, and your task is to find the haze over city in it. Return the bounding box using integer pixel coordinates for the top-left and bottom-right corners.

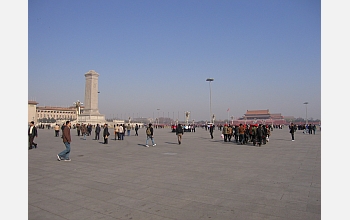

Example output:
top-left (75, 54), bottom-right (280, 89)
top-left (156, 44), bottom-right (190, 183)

top-left (28, 0), bottom-right (321, 121)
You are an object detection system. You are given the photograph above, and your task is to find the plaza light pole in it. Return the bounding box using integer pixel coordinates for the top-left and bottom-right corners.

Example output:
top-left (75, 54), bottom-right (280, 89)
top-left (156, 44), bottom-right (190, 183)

top-left (303, 102), bottom-right (309, 125)
top-left (157, 109), bottom-right (160, 126)
top-left (206, 78), bottom-right (214, 123)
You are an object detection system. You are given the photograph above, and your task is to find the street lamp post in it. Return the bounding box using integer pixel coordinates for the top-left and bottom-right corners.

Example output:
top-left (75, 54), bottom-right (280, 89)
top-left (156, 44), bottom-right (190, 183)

top-left (206, 78), bottom-right (214, 123)
top-left (303, 102), bottom-right (309, 125)
top-left (157, 109), bottom-right (160, 127)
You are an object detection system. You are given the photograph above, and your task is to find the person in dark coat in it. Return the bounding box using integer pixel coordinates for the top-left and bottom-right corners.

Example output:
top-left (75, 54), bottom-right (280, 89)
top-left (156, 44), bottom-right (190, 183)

top-left (28, 121), bottom-right (38, 149)
top-left (95, 124), bottom-right (101, 140)
top-left (209, 124), bottom-right (214, 139)
top-left (176, 123), bottom-right (184, 144)
top-left (103, 124), bottom-right (110, 144)
top-left (289, 123), bottom-right (295, 141)
top-left (135, 124), bottom-right (139, 136)
top-left (256, 124), bottom-right (264, 147)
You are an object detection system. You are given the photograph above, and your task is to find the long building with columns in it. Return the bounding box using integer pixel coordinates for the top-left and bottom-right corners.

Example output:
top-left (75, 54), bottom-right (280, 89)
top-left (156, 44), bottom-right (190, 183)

top-left (28, 100), bottom-right (84, 123)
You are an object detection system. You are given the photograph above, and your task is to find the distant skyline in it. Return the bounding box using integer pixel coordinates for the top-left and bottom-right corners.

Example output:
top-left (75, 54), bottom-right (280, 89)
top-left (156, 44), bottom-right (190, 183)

top-left (28, 0), bottom-right (321, 121)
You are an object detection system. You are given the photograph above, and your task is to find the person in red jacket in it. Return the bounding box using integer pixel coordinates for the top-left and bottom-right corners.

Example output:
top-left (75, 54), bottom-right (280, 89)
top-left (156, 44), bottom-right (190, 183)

top-left (57, 121), bottom-right (72, 161)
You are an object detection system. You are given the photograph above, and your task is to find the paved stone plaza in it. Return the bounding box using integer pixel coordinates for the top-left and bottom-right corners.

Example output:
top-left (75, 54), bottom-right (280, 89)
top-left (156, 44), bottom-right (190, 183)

top-left (29, 126), bottom-right (321, 220)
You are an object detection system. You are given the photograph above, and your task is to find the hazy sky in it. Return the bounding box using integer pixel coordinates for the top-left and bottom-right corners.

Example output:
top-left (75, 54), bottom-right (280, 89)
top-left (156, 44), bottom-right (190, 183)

top-left (28, 0), bottom-right (321, 121)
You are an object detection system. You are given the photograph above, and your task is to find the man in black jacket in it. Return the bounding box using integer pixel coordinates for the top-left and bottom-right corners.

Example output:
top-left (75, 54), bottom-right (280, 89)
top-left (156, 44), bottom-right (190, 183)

top-left (209, 124), bottom-right (214, 139)
top-left (95, 124), bottom-right (101, 140)
top-left (256, 124), bottom-right (264, 147)
top-left (176, 124), bottom-right (184, 144)
top-left (103, 124), bottom-right (110, 144)
top-left (28, 121), bottom-right (38, 150)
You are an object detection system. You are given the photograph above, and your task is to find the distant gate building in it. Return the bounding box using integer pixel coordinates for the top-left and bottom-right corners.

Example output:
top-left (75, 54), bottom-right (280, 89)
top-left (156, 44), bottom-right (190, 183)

top-left (236, 109), bottom-right (286, 125)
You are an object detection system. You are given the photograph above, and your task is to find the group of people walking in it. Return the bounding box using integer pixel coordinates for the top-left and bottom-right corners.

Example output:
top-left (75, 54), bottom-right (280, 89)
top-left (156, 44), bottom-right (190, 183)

top-left (218, 123), bottom-right (271, 147)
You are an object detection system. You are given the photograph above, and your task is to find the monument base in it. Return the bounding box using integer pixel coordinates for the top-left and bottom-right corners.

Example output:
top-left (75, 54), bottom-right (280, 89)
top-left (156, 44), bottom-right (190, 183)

top-left (77, 114), bottom-right (106, 125)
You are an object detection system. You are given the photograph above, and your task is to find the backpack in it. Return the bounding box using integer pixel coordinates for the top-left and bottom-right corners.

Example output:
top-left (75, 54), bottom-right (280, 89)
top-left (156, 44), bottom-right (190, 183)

top-left (146, 127), bottom-right (151, 135)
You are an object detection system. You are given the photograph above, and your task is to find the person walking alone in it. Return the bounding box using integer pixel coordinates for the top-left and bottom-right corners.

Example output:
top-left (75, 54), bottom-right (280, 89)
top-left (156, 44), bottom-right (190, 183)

top-left (145, 123), bottom-right (156, 147)
top-left (126, 124), bottom-right (131, 136)
top-left (95, 124), bottom-right (101, 140)
top-left (54, 124), bottom-right (60, 137)
top-left (76, 123), bottom-right (81, 136)
top-left (103, 124), bottom-right (110, 144)
top-left (289, 123), bottom-right (295, 141)
top-left (57, 121), bottom-right (72, 161)
top-left (135, 124), bottom-right (139, 136)
top-left (81, 124), bottom-right (87, 140)
top-left (209, 124), bottom-right (214, 139)
top-left (176, 123), bottom-right (184, 144)
top-left (119, 124), bottom-right (124, 140)
top-left (28, 121), bottom-right (38, 150)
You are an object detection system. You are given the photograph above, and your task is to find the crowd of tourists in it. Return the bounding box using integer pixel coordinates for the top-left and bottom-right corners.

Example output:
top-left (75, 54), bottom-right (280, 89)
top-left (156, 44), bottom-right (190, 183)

top-left (207, 123), bottom-right (272, 147)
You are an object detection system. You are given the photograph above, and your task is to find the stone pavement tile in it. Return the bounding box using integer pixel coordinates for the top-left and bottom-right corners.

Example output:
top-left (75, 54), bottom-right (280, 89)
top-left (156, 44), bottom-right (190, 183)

top-left (73, 197), bottom-right (120, 214)
top-left (28, 182), bottom-right (59, 192)
top-left (106, 194), bottom-right (153, 208)
top-left (76, 188), bottom-right (120, 201)
top-left (61, 207), bottom-right (118, 220)
top-left (141, 186), bottom-right (184, 198)
top-left (108, 180), bottom-right (151, 191)
top-left (75, 197), bottom-right (171, 220)
top-left (280, 191), bottom-right (310, 203)
top-left (260, 181), bottom-right (292, 192)
top-left (143, 203), bottom-right (204, 219)
top-left (306, 203), bottom-right (322, 214)
top-left (284, 207), bottom-right (321, 220)
top-left (29, 208), bottom-right (67, 220)
top-left (234, 210), bottom-right (286, 220)
top-left (283, 200), bottom-right (308, 212)
top-left (234, 187), bottom-right (284, 201)
top-left (53, 181), bottom-right (91, 192)
top-left (174, 193), bottom-right (223, 206)
top-left (116, 208), bottom-right (173, 220)
top-left (138, 193), bottom-right (193, 209)
top-left (79, 181), bottom-right (120, 193)
top-left (28, 173), bottom-right (46, 181)
top-left (308, 188), bottom-right (321, 203)
top-left (28, 191), bottom-right (52, 204)
top-left (110, 186), bottom-right (150, 198)
top-left (44, 188), bottom-right (86, 202)
top-left (249, 203), bottom-right (321, 220)
top-left (29, 197), bottom-right (82, 217)
top-left (29, 204), bottom-right (42, 213)
top-left (183, 200), bottom-right (234, 214)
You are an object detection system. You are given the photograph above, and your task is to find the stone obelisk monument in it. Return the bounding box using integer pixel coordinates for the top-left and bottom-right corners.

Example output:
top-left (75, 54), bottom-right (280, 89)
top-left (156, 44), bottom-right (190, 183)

top-left (78, 70), bottom-right (106, 124)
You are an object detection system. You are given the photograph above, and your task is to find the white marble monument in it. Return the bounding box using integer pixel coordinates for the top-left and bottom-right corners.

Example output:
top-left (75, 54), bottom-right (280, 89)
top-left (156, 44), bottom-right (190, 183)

top-left (78, 70), bottom-right (106, 124)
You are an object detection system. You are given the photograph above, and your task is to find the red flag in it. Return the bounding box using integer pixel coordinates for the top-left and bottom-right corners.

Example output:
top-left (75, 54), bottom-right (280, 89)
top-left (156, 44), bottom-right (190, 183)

top-left (227, 108), bottom-right (230, 112)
